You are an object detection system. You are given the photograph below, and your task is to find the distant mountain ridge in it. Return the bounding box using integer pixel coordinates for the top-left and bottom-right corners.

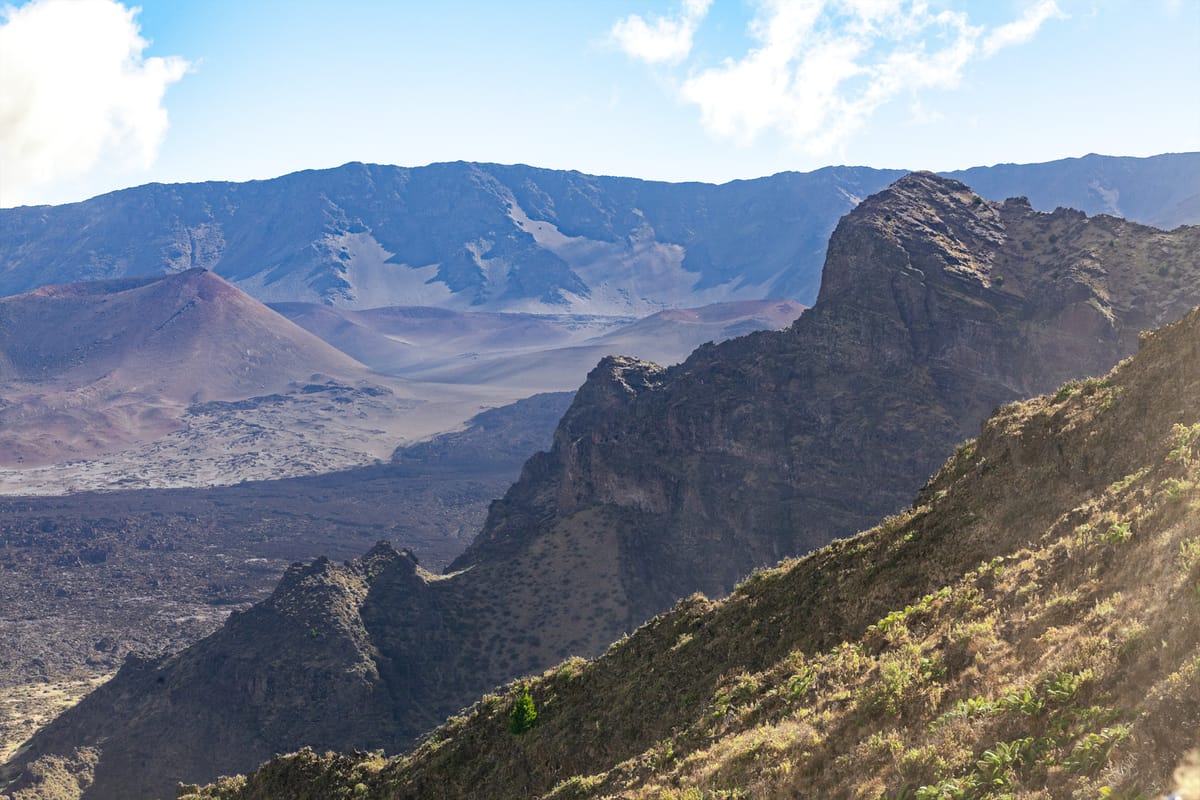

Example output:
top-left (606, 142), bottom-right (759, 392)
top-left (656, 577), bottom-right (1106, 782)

top-left (951, 151), bottom-right (1200, 230)
top-left (0, 162), bottom-right (896, 313)
top-left (8, 172), bottom-right (1199, 799)
top-left (1, 153), bottom-right (1196, 314)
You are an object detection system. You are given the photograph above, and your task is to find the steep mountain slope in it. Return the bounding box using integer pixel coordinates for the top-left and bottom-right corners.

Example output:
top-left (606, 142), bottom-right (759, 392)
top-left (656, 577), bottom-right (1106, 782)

top-left (6, 173), bottom-right (1198, 800)
top-left (0, 162), bottom-right (899, 312)
top-left (453, 172), bottom-right (1200, 609)
top-left (1, 154), bottom-right (1196, 313)
top-left (190, 304), bottom-right (1200, 800)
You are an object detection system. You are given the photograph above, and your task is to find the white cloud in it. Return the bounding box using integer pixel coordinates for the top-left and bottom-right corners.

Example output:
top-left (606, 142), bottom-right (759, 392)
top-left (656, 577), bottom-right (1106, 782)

top-left (0, 0), bottom-right (189, 207)
top-left (909, 99), bottom-right (945, 126)
top-left (611, 0), bottom-right (713, 64)
top-left (618, 0), bottom-right (1065, 155)
top-left (982, 0), bottom-right (1067, 57)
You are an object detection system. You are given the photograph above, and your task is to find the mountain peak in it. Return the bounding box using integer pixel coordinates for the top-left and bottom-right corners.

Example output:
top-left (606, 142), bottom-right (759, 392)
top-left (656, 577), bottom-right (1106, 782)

top-left (882, 168), bottom-right (969, 194)
top-left (853, 171), bottom-right (981, 223)
top-left (164, 265), bottom-right (230, 290)
top-left (577, 355), bottom-right (667, 404)
top-left (815, 171), bottom-right (1005, 306)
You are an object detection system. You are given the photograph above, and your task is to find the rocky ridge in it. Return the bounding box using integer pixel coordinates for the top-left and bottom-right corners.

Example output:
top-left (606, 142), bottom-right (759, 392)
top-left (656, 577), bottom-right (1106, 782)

top-left (190, 302), bottom-right (1200, 799)
top-left (453, 172), bottom-right (1200, 605)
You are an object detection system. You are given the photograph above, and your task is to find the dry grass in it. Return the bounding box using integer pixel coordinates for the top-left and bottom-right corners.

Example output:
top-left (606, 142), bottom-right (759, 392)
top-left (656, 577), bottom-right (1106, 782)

top-left (0, 675), bottom-right (111, 765)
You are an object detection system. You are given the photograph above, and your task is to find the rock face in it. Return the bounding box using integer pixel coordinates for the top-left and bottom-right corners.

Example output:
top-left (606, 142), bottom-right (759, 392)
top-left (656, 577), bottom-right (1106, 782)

top-left (6, 173), bottom-right (1200, 800)
top-left (193, 303), bottom-right (1200, 800)
top-left (455, 172), bottom-right (1200, 606)
top-left (1, 154), bottom-right (1196, 313)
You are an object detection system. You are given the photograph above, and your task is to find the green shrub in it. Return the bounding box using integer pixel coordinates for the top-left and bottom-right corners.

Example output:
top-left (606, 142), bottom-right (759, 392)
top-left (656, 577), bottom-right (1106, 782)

top-left (1180, 536), bottom-right (1200, 575)
top-left (1160, 478), bottom-right (1194, 503)
top-left (1053, 381), bottom-right (1079, 404)
top-left (509, 684), bottom-right (538, 734)
top-left (1167, 423), bottom-right (1200, 462)
top-left (1062, 725), bottom-right (1131, 774)
top-left (1100, 520), bottom-right (1132, 544)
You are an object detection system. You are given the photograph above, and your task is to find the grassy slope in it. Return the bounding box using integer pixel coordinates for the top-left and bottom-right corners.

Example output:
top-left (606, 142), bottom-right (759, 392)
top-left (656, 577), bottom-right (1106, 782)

top-left (183, 306), bottom-right (1200, 800)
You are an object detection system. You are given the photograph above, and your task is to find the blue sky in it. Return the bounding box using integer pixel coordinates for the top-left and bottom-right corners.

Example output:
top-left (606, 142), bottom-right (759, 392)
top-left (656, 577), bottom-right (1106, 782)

top-left (1, 0), bottom-right (1197, 207)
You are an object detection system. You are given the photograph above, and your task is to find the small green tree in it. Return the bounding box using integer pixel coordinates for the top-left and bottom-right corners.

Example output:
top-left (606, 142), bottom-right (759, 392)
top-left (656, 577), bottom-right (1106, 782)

top-left (509, 684), bottom-right (538, 734)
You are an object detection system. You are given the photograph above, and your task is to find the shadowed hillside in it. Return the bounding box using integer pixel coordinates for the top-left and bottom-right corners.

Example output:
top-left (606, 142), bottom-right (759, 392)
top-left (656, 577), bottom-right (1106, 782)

top-left (0, 392), bottom-right (573, 766)
top-left (185, 302), bottom-right (1200, 800)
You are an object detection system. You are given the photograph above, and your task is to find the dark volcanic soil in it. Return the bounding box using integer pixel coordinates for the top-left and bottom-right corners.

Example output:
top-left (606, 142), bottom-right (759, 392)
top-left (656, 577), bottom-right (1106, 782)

top-left (0, 392), bottom-right (573, 759)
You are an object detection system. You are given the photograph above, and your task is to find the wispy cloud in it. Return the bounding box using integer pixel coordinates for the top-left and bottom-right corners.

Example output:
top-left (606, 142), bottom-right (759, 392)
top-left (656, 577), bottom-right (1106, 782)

top-left (616, 0), bottom-right (1065, 154)
top-left (0, 0), bottom-right (190, 207)
top-left (610, 0), bottom-right (713, 64)
top-left (982, 0), bottom-right (1068, 57)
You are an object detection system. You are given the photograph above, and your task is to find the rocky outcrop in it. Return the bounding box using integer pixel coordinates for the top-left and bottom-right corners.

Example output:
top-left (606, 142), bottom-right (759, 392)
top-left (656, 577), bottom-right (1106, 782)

top-left (3, 544), bottom-right (431, 799)
top-left (452, 172), bottom-right (1200, 607)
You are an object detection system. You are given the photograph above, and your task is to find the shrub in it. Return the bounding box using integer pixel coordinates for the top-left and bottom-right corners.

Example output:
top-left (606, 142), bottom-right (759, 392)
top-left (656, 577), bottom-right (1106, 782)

top-left (1099, 520), bottom-right (1132, 544)
top-left (1053, 381), bottom-right (1080, 404)
top-left (509, 684), bottom-right (538, 734)
top-left (1160, 478), bottom-right (1194, 503)
top-left (1180, 536), bottom-right (1200, 575)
